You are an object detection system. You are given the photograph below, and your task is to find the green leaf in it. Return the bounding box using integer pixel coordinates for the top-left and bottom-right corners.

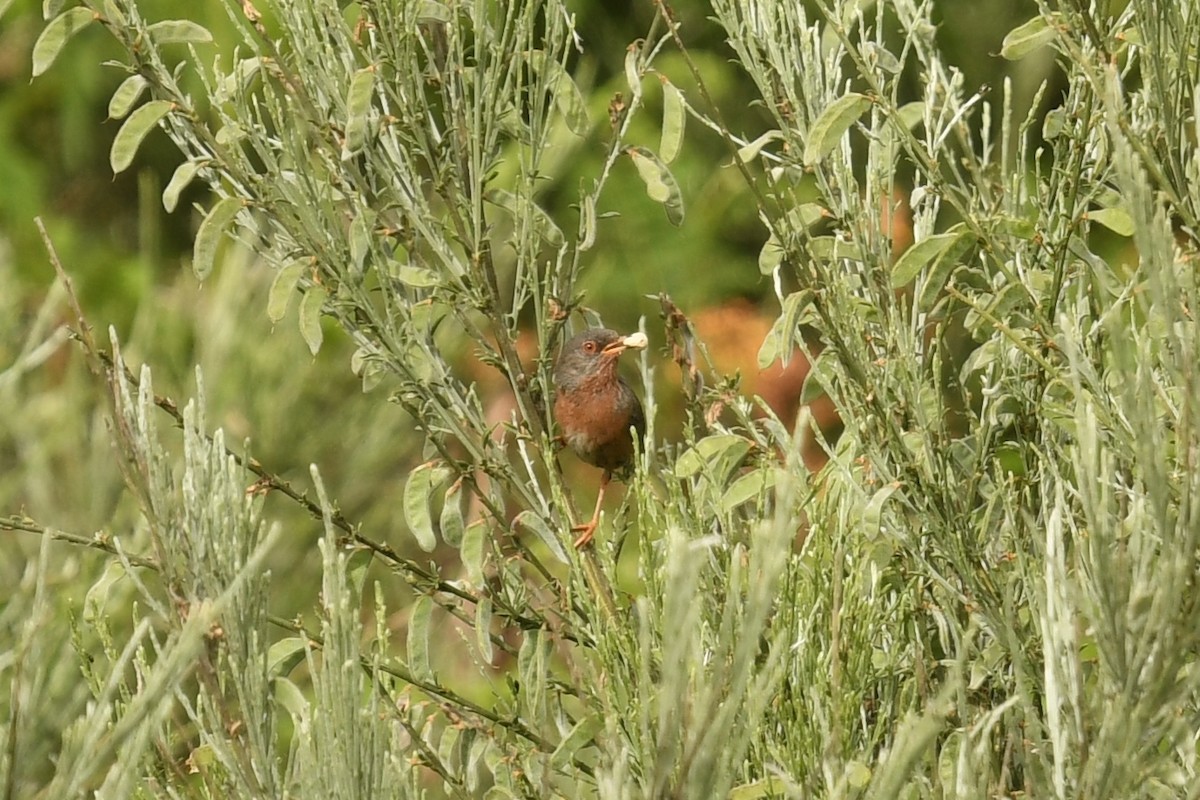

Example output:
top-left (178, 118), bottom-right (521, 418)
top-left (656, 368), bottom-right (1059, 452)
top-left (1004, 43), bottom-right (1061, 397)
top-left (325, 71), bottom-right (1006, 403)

top-left (416, 0), bottom-right (451, 23)
top-left (803, 92), bottom-right (871, 165)
top-left (721, 468), bottom-right (775, 513)
top-left (550, 714), bottom-right (602, 768)
top-left (345, 546), bottom-right (373, 598)
top-left (864, 481), bottom-right (901, 534)
top-left (800, 358), bottom-right (827, 404)
top-left (1042, 107), bottom-right (1067, 140)
top-left (408, 595), bottom-right (434, 683)
top-left (891, 230), bottom-right (965, 288)
top-left (403, 462), bottom-right (452, 552)
top-left (162, 159), bottom-right (202, 213)
top-left (626, 146), bottom-right (684, 226)
top-left (729, 778), bottom-right (789, 800)
top-left (759, 234), bottom-right (784, 275)
top-left (145, 20), bottom-right (213, 44)
top-left (579, 193), bottom-right (597, 251)
top-left (109, 99), bottom-right (172, 174)
top-left (83, 561), bottom-right (126, 623)
top-left (0, 0), bottom-right (15, 19)
top-left (474, 596), bottom-right (494, 664)
top-left (192, 196), bottom-right (242, 281)
top-left (659, 77), bottom-right (686, 164)
top-left (348, 210), bottom-right (373, 278)
top-left (108, 74), bottom-right (148, 120)
top-left (757, 289), bottom-right (813, 369)
top-left (298, 284), bottom-right (327, 355)
top-left (439, 479), bottom-right (466, 547)
top-left (737, 130), bottom-right (783, 162)
top-left (268, 259), bottom-right (307, 323)
top-left (42, 0), bottom-right (63, 19)
top-left (1088, 207), bottom-right (1134, 237)
top-left (461, 520), bottom-right (487, 585)
top-left (896, 101), bottom-right (925, 131)
top-left (1001, 14), bottom-right (1058, 60)
top-left (624, 44), bottom-right (642, 99)
top-left (517, 630), bottom-right (548, 721)
top-left (395, 264), bottom-right (439, 288)
top-left (342, 67), bottom-right (376, 159)
top-left (916, 226), bottom-right (974, 312)
top-left (267, 637), bottom-right (308, 677)
top-left (994, 442), bottom-right (1027, 475)
top-left (515, 511), bottom-right (568, 563)
top-left (527, 51), bottom-right (589, 136)
top-left (486, 188), bottom-right (564, 246)
top-left (273, 677), bottom-right (309, 720)
top-left (674, 434), bottom-right (753, 484)
top-left (32, 7), bottom-right (94, 77)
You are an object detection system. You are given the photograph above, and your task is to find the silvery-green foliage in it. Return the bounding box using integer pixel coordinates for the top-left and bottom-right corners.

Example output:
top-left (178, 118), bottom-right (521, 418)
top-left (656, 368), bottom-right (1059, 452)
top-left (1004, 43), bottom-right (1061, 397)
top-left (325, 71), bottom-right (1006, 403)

top-left (11, 0), bottom-right (1200, 797)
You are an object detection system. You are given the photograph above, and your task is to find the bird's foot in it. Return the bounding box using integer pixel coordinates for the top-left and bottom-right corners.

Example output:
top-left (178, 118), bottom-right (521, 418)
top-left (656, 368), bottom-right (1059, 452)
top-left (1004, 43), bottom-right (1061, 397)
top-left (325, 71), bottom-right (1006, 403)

top-left (571, 520), bottom-right (599, 549)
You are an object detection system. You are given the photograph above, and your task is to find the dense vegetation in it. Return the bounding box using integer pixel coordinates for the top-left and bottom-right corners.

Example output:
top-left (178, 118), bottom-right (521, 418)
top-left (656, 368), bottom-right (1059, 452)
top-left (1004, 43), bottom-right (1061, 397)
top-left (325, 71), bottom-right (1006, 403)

top-left (3, 0), bottom-right (1199, 797)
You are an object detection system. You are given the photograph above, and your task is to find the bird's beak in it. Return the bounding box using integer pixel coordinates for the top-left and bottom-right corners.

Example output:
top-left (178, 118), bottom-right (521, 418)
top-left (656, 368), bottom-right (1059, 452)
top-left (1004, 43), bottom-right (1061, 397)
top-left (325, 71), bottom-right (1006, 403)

top-left (603, 331), bottom-right (648, 356)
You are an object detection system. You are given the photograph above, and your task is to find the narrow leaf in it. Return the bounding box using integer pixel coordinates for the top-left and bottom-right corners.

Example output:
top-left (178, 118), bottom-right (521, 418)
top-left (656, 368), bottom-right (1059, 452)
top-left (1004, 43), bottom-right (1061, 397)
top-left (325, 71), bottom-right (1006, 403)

top-left (624, 44), bottom-right (642, 99)
top-left (891, 231), bottom-right (963, 288)
top-left (674, 434), bottom-right (753, 483)
top-left (267, 637), bottom-right (307, 677)
top-left (461, 520), bottom-right (487, 585)
top-left (722, 468), bottom-right (775, 513)
top-left (408, 595), bottom-right (434, 683)
top-left (396, 264), bottom-right (438, 288)
top-left (342, 67), bottom-right (376, 159)
top-left (487, 188), bottom-right (564, 246)
top-left (864, 481), bottom-right (901, 533)
top-left (348, 210), bottom-right (373, 278)
top-left (298, 284), bottom-right (327, 355)
top-left (110, 100), bottom-right (172, 173)
top-left (579, 193), bottom-right (597, 251)
top-left (515, 511), bottom-right (568, 563)
top-left (800, 361), bottom-right (827, 404)
top-left (737, 130), bottom-right (783, 163)
top-left (32, 6), bottom-right (94, 77)
top-left (659, 77), bottom-right (686, 164)
top-left (108, 74), bottom-right (148, 120)
top-left (403, 462), bottom-right (452, 551)
top-left (1001, 15), bottom-right (1057, 60)
top-left (416, 0), bottom-right (451, 23)
top-left (439, 479), bottom-right (466, 547)
top-left (162, 159), bottom-right (201, 212)
top-left (474, 596), bottom-right (494, 664)
top-left (550, 714), bottom-right (602, 768)
top-left (916, 233), bottom-right (973, 312)
top-left (268, 259), bottom-right (307, 323)
top-left (527, 51), bottom-right (589, 136)
top-left (273, 677), bottom-right (309, 720)
top-left (759, 234), bottom-right (783, 275)
top-left (192, 196), bottom-right (242, 281)
top-left (804, 92), bottom-right (871, 165)
top-left (627, 146), bottom-right (684, 226)
top-left (145, 20), bottom-right (213, 44)
top-left (1087, 207), bottom-right (1134, 237)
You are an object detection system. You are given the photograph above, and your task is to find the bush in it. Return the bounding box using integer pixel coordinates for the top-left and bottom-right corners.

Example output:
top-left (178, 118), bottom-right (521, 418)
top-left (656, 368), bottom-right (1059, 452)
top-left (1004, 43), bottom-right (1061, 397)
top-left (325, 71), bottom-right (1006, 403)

top-left (4, 0), bottom-right (1200, 797)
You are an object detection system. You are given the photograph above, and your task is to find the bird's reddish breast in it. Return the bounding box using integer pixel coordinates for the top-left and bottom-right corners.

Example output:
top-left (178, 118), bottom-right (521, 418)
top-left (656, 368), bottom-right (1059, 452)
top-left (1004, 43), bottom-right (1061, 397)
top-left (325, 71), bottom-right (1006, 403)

top-left (554, 369), bottom-right (638, 471)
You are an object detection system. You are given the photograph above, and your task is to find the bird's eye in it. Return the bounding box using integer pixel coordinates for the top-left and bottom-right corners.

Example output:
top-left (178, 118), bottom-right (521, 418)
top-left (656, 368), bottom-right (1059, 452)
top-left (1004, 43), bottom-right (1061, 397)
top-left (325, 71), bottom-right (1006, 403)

top-left (583, 341), bottom-right (596, 353)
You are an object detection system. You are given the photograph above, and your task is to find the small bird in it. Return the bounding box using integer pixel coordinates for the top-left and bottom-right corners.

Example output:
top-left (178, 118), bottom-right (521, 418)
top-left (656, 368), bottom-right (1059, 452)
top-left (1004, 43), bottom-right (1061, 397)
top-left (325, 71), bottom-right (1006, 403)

top-left (553, 327), bottom-right (648, 548)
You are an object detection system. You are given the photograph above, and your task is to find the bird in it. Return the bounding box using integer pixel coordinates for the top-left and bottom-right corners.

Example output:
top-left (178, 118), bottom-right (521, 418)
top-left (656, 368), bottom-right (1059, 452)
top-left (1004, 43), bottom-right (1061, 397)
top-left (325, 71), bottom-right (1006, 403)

top-left (553, 327), bottom-right (648, 548)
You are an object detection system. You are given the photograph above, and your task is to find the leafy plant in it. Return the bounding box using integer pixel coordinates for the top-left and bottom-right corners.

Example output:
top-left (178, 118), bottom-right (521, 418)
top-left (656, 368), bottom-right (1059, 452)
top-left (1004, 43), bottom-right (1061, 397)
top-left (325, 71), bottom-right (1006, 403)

top-left (4, 0), bottom-right (1200, 797)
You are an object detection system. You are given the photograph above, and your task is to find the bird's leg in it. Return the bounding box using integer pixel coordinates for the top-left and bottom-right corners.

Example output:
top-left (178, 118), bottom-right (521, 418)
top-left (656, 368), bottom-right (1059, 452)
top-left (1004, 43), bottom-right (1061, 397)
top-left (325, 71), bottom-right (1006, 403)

top-left (572, 471), bottom-right (611, 549)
